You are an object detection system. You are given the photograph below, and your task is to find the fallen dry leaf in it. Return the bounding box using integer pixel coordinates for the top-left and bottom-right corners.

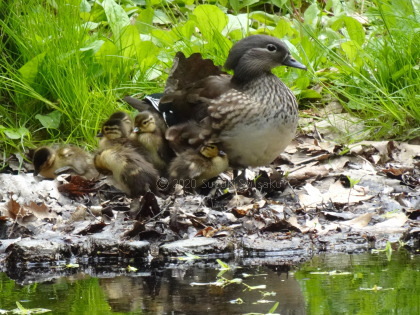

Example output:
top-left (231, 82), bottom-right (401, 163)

top-left (340, 213), bottom-right (373, 229)
top-left (5, 198), bottom-right (56, 221)
top-left (58, 175), bottom-right (99, 199)
top-left (298, 181), bottom-right (374, 209)
top-left (196, 226), bottom-right (217, 238)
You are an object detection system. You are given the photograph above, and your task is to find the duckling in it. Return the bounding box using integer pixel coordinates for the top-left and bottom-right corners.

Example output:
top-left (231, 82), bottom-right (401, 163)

top-left (97, 118), bottom-right (155, 162)
top-left (130, 111), bottom-right (173, 175)
top-left (159, 35), bottom-right (307, 168)
top-left (94, 144), bottom-right (159, 197)
top-left (95, 119), bottom-right (159, 197)
top-left (97, 116), bottom-right (132, 149)
top-left (108, 111), bottom-right (133, 136)
top-left (165, 120), bottom-right (212, 154)
top-left (33, 145), bottom-right (99, 179)
top-left (168, 142), bottom-right (228, 189)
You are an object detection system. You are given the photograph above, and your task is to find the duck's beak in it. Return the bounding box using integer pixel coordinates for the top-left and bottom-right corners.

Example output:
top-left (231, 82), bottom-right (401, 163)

top-left (283, 57), bottom-right (307, 70)
top-left (219, 150), bottom-right (227, 157)
top-left (133, 127), bottom-right (139, 133)
top-left (96, 132), bottom-right (103, 138)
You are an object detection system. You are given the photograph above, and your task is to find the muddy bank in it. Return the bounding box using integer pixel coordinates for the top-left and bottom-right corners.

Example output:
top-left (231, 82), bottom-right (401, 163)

top-left (1, 138), bottom-right (419, 284)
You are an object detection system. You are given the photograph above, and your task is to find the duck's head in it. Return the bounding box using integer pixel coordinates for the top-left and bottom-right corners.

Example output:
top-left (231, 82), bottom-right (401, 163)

top-left (109, 111), bottom-right (133, 135)
top-left (224, 35), bottom-right (306, 81)
top-left (100, 118), bottom-right (129, 140)
top-left (200, 142), bottom-right (226, 159)
top-left (33, 147), bottom-right (55, 176)
top-left (133, 112), bottom-right (156, 134)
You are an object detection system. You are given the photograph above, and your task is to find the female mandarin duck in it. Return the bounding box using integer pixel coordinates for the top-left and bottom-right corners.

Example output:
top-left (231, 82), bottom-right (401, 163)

top-left (158, 35), bottom-right (306, 168)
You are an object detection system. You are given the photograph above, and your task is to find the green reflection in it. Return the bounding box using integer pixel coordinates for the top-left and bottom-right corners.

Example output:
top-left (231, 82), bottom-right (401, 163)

top-left (295, 251), bottom-right (420, 315)
top-left (0, 274), bottom-right (135, 314)
top-left (0, 251), bottom-right (418, 314)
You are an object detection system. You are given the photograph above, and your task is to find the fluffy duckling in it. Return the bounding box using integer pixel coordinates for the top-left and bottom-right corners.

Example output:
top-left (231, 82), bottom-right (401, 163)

top-left (33, 145), bottom-right (99, 179)
top-left (108, 111), bottom-right (133, 136)
top-left (94, 145), bottom-right (159, 197)
top-left (98, 116), bottom-right (132, 149)
top-left (130, 111), bottom-right (173, 175)
top-left (98, 118), bottom-right (155, 162)
top-left (95, 119), bottom-right (159, 197)
top-left (168, 142), bottom-right (228, 189)
top-left (165, 120), bottom-right (212, 154)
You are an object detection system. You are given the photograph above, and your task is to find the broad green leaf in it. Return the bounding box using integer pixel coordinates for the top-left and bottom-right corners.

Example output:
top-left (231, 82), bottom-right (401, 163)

top-left (295, 77), bottom-right (310, 90)
top-left (137, 40), bottom-right (159, 61)
top-left (249, 11), bottom-right (278, 26)
top-left (120, 25), bottom-right (141, 59)
top-left (230, 0), bottom-right (259, 12)
top-left (102, 0), bottom-right (130, 45)
top-left (300, 89), bottom-right (322, 99)
top-left (151, 29), bottom-right (178, 46)
top-left (227, 29), bottom-right (246, 41)
top-left (153, 10), bottom-right (171, 25)
top-left (172, 20), bottom-right (196, 41)
top-left (81, 21), bottom-right (100, 31)
top-left (35, 111), bottom-right (62, 129)
top-left (271, 0), bottom-right (288, 8)
top-left (4, 127), bottom-right (29, 140)
top-left (95, 39), bottom-right (118, 61)
top-left (343, 17), bottom-right (365, 45)
top-left (304, 3), bottom-right (320, 26)
top-left (273, 18), bottom-right (296, 38)
top-left (80, 2), bottom-right (106, 22)
top-left (80, 40), bottom-right (104, 53)
top-left (136, 7), bottom-right (154, 34)
top-left (79, 0), bottom-right (91, 12)
top-left (226, 14), bottom-right (249, 33)
top-left (193, 5), bottom-right (228, 39)
top-left (18, 52), bottom-right (46, 86)
top-left (341, 40), bottom-right (359, 62)
top-left (325, 0), bottom-right (342, 13)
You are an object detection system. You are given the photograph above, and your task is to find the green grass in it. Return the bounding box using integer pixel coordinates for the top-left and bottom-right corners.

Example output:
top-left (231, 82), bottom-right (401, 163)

top-left (0, 0), bottom-right (418, 163)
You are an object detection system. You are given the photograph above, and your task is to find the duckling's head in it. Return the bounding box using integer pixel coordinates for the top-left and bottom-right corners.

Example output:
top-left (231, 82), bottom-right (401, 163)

top-left (109, 111), bottom-right (133, 135)
top-left (33, 147), bottom-right (55, 175)
top-left (200, 143), bottom-right (226, 159)
top-left (100, 119), bottom-right (129, 140)
top-left (133, 111), bottom-right (156, 133)
top-left (224, 35), bottom-right (306, 81)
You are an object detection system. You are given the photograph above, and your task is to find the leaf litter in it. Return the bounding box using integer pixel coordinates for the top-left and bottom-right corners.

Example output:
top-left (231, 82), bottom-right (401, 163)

top-left (0, 130), bottom-right (419, 274)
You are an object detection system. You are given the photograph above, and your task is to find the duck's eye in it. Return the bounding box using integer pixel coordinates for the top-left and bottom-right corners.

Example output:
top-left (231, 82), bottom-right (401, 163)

top-left (267, 44), bottom-right (277, 52)
top-left (143, 121), bottom-right (148, 125)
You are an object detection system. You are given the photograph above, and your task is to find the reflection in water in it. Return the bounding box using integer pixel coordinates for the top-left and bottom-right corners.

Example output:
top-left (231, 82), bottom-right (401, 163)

top-left (0, 251), bottom-right (418, 314)
top-left (98, 265), bottom-right (305, 314)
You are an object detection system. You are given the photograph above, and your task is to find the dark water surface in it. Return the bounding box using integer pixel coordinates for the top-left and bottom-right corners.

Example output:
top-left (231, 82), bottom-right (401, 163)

top-left (0, 251), bottom-right (418, 314)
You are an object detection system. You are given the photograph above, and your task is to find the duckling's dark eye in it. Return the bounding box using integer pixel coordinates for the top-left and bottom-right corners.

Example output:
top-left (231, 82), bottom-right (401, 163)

top-left (267, 44), bottom-right (277, 52)
top-left (143, 121), bottom-right (147, 125)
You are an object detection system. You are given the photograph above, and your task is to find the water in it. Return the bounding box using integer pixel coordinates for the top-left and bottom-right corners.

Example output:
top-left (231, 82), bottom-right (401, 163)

top-left (0, 251), bottom-right (418, 314)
